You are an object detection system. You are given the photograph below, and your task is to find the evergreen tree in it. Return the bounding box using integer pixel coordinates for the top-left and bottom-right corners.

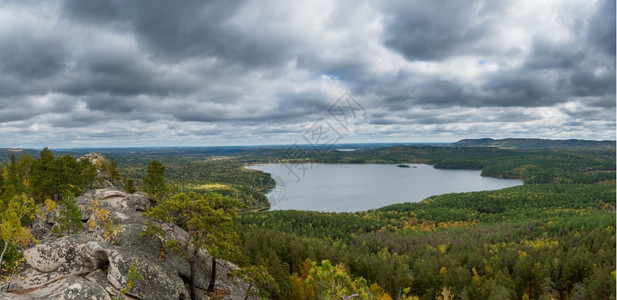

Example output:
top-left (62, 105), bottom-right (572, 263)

top-left (30, 147), bottom-right (58, 201)
top-left (109, 158), bottom-right (121, 183)
top-left (0, 163), bottom-right (4, 196)
top-left (53, 194), bottom-right (84, 237)
top-left (53, 155), bottom-right (80, 201)
top-left (78, 158), bottom-right (98, 190)
top-left (124, 178), bottom-right (136, 194)
top-left (31, 148), bottom-right (98, 202)
top-left (142, 159), bottom-right (168, 202)
top-left (144, 192), bottom-right (241, 300)
top-left (6, 155), bottom-right (20, 192)
top-left (227, 265), bottom-right (277, 300)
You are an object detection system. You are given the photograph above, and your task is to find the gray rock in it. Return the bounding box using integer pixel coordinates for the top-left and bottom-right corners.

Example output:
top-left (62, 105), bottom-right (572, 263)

top-left (23, 235), bottom-right (105, 275)
top-left (122, 193), bottom-right (151, 211)
top-left (6, 237), bottom-right (108, 293)
top-left (114, 223), bottom-right (158, 254)
top-left (77, 189), bottom-right (128, 206)
top-left (2, 186), bottom-right (255, 300)
top-left (95, 189), bottom-right (128, 201)
top-left (1, 276), bottom-right (111, 300)
top-left (100, 180), bottom-right (116, 189)
top-left (204, 255), bottom-right (255, 300)
top-left (2, 268), bottom-right (57, 292)
top-left (30, 219), bottom-right (53, 240)
top-left (103, 247), bottom-right (190, 300)
top-left (85, 269), bottom-right (133, 300)
top-left (78, 152), bottom-right (106, 166)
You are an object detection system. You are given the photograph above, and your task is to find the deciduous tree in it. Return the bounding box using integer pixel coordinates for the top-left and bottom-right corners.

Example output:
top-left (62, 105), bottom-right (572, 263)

top-left (0, 194), bottom-right (38, 269)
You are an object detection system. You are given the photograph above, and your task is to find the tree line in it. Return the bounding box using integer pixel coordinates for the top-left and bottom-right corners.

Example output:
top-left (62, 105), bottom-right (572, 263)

top-left (239, 182), bottom-right (615, 299)
top-left (1, 145), bottom-right (614, 299)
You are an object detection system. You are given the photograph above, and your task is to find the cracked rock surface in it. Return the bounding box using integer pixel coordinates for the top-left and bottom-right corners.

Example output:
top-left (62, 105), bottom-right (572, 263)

top-left (1, 173), bottom-right (253, 300)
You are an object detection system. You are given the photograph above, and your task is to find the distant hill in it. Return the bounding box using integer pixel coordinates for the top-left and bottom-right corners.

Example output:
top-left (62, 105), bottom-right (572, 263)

top-left (452, 138), bottom-right (616, 150)
top-left (0, 148), bottom-right (41, 164)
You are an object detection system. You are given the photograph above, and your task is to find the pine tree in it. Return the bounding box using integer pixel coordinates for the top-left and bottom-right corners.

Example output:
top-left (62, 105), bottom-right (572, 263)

top-left (109, 158), bottom-right (121, 183)
top-left (144, 192), bottom-right (241, 300)
top-left (0, 163), bottom-right (4, 196)
top-left (78, 158), bottom-right (98, 190)
top-left (6, 155), bottom-right (20, 192)
top-left (124, 178), bottom-right (136, 194)
top-left (228, 265), bottom-right (278, 300)
top-left (30, 147), bottom-right (57, 201)
top-left (142, 159), bottom-right (168, 202)
top-left (31, 148), bottom-right (98, 202)
top-left (53, 194), bottom-right (84, 237)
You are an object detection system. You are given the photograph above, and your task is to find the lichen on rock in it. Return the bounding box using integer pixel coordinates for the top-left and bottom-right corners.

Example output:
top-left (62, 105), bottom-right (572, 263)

top-left (1, 161), bottom-right (254, 300)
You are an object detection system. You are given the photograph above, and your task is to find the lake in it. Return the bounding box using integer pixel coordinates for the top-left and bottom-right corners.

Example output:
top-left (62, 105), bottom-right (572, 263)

top-left (247, 163), bottom-right (523, 212)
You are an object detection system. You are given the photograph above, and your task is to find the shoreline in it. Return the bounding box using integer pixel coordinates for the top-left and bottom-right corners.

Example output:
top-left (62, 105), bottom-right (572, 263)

top-left (244, 163), bottom-right (524, 213)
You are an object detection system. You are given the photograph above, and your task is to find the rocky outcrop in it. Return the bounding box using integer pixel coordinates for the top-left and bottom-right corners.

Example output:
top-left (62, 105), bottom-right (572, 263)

top-left (77, 152), bottom-right (106, 167)
top-left (1, 276), bottom-right (112, 300)
top-left (105, 247), bottom-right (188, 300)
top-left (2, 176), bottom-right (253, 299)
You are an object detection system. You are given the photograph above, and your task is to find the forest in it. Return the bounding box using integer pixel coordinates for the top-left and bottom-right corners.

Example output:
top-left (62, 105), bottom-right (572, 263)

top-left (0, 148), bottom-right (100, 273)
top-left (239, 183), bottom-right (615, 299)
top-left (0, 140), bottom-right (614, 299)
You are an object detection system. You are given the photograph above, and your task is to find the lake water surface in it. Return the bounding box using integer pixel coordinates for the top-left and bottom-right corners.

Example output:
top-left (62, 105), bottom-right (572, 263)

top-left (247, 164), bottom-right (522, 212)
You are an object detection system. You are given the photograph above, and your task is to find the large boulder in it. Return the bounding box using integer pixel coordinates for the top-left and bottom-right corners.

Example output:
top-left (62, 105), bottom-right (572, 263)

top-left (84, 269), bottom-right (130, 300)
top-left (100, 246), bottom-right (190, 300)
top-left (76, 189), bottom-right (128, 211)
top-left (0, 276), bottom-right (111, 300)
top-left (121, 193), bottom-right (151, 211)
top-left (6, 235), bottom-right (107, 293)
top-left (93, 189), bottom-right (128, 202)
top-left (24, 235), bottom-right (106, 274)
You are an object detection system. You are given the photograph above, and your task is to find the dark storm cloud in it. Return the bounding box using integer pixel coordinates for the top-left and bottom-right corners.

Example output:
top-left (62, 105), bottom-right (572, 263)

top-left (0, 31), bottom-right (66, 80)
top-left (479, 71), bottom-right (558, 106)
top-left (378, 0), bottom-right (615, 109)
top-left (524, 39), bottom-right (586, 71)
top-left (369, 107), bottom-right (541, 126)
top-left (0, 0), bottom-right (614, 147)
top-left (0, 107), bottom-right (35, 123)
top-left (83, 94), bottom-right (139, 113)
top-left (380, 0), bottom-right (503, 61)
top-left (587, 0), bottom-right (616, 56)
top-left (55, 34), bottom-right (203, 97)
top-left (61, 0), bottom-right (290, 67)
top-left (0, 17), bottom-right (68, 98)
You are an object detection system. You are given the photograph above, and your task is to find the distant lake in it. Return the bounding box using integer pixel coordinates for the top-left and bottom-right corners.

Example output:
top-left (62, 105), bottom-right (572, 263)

top-left (247, 164), bottom-right (523, 212)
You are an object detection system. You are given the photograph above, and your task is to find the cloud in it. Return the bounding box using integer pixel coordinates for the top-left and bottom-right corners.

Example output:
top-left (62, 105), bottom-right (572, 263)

top-left (381, 1), bottom-right (505, 61)
top-left (0, 0), bottom-right (613, 148)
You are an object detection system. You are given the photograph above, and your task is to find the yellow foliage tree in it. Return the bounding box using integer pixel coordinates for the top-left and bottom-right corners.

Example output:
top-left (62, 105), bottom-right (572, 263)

top-left (0, 194), bottom-right (39, 269)
top-left (290, 272), bottom-right (315, 300)
top-left (88, 198), bottom-right (122, 244)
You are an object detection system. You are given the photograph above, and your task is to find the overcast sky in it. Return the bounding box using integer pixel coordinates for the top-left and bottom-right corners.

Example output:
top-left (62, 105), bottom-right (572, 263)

top-left (0, 0), bottom-right (614, 148)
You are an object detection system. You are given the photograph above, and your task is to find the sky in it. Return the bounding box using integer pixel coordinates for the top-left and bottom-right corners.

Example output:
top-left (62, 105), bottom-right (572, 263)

top-left (0, 0), bottom-right (614, 148)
